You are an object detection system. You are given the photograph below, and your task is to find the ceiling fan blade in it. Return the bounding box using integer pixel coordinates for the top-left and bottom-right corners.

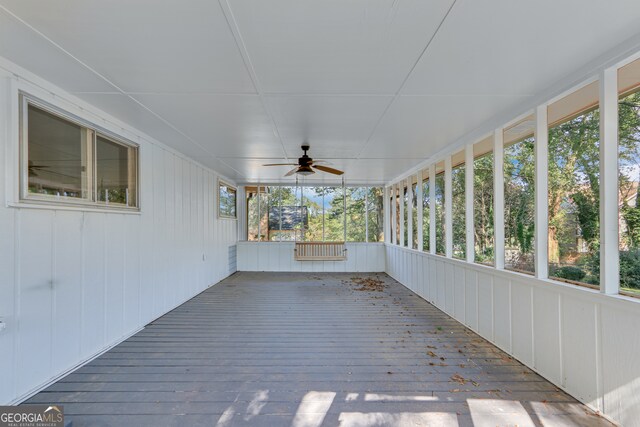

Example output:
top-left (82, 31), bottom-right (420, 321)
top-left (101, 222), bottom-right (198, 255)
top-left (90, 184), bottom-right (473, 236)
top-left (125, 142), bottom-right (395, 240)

top-left (309, 159), bottom-right (332, 165)
top-left (313, 165), bottom-right (344, 175)
top-left (263, 163), bottom-right (297, 166)
top-left (284, 167), bottom-right (299, 177)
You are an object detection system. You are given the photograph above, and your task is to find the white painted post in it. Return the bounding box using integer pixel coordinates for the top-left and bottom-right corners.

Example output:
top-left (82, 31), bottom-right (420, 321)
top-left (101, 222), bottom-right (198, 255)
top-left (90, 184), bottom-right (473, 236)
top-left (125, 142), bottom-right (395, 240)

top-left (383, 186), bottom-right (389, 244)
top-left (417, 171), bottom-right (424, 252)
top-left (445, 156), bottom-right (453, 258)
top-left (399, 180), bottom-right (405, 247)
top-left (466, 144), bottom-right (475, 263)
top-left (407, 178), bottom-right (414, 249)
top-left (494, 130), bottom-right (505, 269)
top-left (430, 165), bottom-right (437, 254)
top-left (535, 104), bottom-right (549, 279)
top-left (600, 67), bottom-right (620, 295)
top-left (391, 184), bottom-right (397, 245)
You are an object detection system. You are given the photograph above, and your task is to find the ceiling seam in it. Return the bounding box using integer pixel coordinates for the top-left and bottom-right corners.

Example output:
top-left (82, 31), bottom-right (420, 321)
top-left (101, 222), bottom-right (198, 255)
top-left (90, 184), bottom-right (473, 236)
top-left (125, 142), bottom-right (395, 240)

top-left (217, 0), bottom-right (290, 162)
top-left (0, 5), bottom-right (245, 178)
top-left (355, 0), bottom-right (458, 160)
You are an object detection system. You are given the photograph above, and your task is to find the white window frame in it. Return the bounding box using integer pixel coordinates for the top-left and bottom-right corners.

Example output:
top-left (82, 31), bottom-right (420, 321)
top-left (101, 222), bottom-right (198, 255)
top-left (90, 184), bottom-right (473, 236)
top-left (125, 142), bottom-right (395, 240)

top-left (218, 179), bottom-right (237, 219)
top-left (19, 92), bottom-right (140, 211)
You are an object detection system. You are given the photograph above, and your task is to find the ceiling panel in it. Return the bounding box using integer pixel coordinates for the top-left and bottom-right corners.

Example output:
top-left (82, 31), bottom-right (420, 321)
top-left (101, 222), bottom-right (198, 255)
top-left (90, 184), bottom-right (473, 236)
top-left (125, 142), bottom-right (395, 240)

top-left (74, 93), bottom-right (217, 164)
top-left (133, 93), bottom-right (285, 158)
top-left (366, 94), bottom-right (530, 159)
top-left (230, 0), bottom-right (455, 94)
top-left (0, 9), bottom-right (116, 93)
top-left (402, 0), bottom-right (640, 96)
top-left (0, 0), bottom-right (255, 93)
top-left (265, 95), bottom-right (392, 158)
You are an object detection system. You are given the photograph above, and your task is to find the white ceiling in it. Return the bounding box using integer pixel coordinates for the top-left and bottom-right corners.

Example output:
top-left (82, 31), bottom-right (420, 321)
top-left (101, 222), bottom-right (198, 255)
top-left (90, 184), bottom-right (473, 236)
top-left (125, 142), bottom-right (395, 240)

top-left (1, 0), bottom-right (640, 184)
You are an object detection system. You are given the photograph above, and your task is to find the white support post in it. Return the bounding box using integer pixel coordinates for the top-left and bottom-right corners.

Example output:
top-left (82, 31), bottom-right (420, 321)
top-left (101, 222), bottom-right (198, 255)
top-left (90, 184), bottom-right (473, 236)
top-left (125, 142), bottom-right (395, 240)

top-left (445, 156), bottom-right (453, 258)
top-left (494, 130), bottom-right (505, 269)
top-left (465, 144), bottom-right (475, 263)
top-left (391, 184), bottom-right (397, 245)
top-left (600, 67), bottom-right (620, 295)
top-left (417, 171), bottom-right (424, 252)
top-left (399, 180), bottom-right (405, 247)
top-left (430, 165), bottom-right (437, 254)
top-left (407, 178), bottom-right (414, 249)
top-left (383, 187), bottom-right (390, 244)
top-left (534, 104), bottom-right (549, 279)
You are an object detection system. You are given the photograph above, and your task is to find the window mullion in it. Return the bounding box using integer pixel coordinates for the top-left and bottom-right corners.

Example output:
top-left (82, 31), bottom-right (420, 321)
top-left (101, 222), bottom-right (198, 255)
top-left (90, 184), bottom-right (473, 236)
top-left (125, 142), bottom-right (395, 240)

top-left (600, 67), bottom-right (620, 295)
top-left (494, 129), bottom-right (505, 269)
top-left (445, 156), bottom-right (453, 258)
top-left (465, 145), bottom-right (475, 263)
top-left (534, 104), bottom-right (549, 279)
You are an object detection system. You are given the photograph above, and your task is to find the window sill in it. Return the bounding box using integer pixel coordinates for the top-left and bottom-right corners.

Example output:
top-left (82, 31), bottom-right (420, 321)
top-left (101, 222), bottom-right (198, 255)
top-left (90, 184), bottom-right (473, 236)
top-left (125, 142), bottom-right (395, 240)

top-left (7, 200), bottom-right (142, 215)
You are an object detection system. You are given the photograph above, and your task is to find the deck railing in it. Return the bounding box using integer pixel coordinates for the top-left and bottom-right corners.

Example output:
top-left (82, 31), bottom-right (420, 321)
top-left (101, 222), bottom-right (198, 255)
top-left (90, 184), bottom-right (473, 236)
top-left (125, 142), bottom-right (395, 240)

top-left (294, 242), bottom-right (347, 261)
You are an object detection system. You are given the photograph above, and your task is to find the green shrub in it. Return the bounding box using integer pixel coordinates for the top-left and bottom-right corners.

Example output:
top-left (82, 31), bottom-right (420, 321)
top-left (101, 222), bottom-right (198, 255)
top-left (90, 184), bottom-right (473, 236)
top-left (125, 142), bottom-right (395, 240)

top-left (620, 249), bottom-right (640, 291)
top-left (553, 266), bottom-right (586, 281)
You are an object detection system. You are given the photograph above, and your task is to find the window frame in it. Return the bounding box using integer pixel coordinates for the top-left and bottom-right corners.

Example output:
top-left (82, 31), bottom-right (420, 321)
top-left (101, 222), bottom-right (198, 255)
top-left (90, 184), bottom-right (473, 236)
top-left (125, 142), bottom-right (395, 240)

top-left (19, 92), bottom-right (140, 211)
top-left (218, 179), bottom-right (237, 220)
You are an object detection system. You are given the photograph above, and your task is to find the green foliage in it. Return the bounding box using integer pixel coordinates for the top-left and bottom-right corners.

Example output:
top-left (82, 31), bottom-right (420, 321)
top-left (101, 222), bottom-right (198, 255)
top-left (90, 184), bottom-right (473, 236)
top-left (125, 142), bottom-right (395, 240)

top-left (552, 266), bottom-right (586, 282)
top-left (620, 249), bottom-right (640, 291)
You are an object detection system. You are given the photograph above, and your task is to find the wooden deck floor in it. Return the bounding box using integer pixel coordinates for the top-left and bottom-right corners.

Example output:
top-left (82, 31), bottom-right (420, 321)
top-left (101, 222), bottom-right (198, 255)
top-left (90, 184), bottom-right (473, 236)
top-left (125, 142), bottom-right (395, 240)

top-left (24, 272), bottom-right (613, 427)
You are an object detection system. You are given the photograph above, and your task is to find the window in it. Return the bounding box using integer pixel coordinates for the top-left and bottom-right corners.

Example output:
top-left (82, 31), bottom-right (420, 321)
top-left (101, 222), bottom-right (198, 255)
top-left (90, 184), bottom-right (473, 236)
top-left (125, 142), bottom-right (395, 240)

top-left (366, 187), bottom-right (384, 242)
top-left (547, 82), bottom-right (600, 287)
top-left (618, 58), bottom-right (640, 296)
top-left (474, 137), bottom-right (494, 265)
top-left (411, 176), bottom-right (418, 249)
top-left (395, 185), bottom-right (401, 244)
top-left (451, 152), bottom-right (466, 259)
top-left (435, 162), bottom-right (445, 255)
top-left (219, 181), bottom-right (237, 219)
top-left (403, 183), bottom-right (408, 246)
top-left (503, 116), bottom-right (535, 273)
top-left (346, 187), bottom-right (367, 242)
top-left (22, 95), bottom-right (138, 208)
top-left (245, 185), bottom-right (383, 242)
top-left (422, 170), bottom-right (430, 252)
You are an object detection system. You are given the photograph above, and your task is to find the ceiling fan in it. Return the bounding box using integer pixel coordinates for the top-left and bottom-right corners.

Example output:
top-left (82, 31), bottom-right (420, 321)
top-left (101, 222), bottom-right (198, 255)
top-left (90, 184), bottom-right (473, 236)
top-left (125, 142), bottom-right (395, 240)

top-left (263, 144), bottom-right (344, 176)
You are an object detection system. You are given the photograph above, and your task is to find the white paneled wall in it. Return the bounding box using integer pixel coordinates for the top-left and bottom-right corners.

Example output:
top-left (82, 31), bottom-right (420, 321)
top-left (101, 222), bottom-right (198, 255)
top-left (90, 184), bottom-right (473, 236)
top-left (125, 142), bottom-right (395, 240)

top-left (0, 65), bottom-right (237, 404)
top-left (386, 244), bottom-right (640, 427)
top-left (237, 242), bottom-right (385, 272)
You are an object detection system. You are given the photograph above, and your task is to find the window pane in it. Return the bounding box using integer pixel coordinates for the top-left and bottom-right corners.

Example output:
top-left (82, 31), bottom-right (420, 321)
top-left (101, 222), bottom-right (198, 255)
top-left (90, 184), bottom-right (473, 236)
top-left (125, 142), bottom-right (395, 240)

top-left (324, 187), bottom-right (345, 241)
top-left (451, 162), bottom-right (466, 259)
top-left (504, 131), bottom-right (535, 273)
top-left (219, 182), bottom-right (237, 218)
top-left (403, 185), bottom-right (408, 246)
top-left (96, 135), bottom-right (135, 206)
top-left (411, 181), bottom-right (418, 249)
top-left (395, 186), bottom-right (400, 244)
top-left (304, 187), bottom-right (324, 241)
top-left (367, 187), bottom-right (384, 242)
top-left (548, 85), bottom-right (600, 287)
top-left (344, 187), bottom-right (366, 242)
top-left (619, 60), bottom-right (640, 295)
top-left (27, 104), bottom-right (88, 199)
top-left (422, 175), bottom-right (430, 251)
top-left (270, 186), bottom-right (300, 241)
top-left (435, 172), bottom-right (445, 255)
top-left (246, 186), bottom-right (259, 240)
top-left (474, 151), bottom-right (494, 264)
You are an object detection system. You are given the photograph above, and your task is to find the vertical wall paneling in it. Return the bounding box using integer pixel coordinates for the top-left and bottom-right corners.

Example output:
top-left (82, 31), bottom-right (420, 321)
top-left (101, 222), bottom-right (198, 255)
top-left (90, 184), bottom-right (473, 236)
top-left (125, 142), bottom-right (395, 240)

top-left (0, 72), bottom-right (237, 404)
top-left (384, 244), bottom-right (640, 426)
